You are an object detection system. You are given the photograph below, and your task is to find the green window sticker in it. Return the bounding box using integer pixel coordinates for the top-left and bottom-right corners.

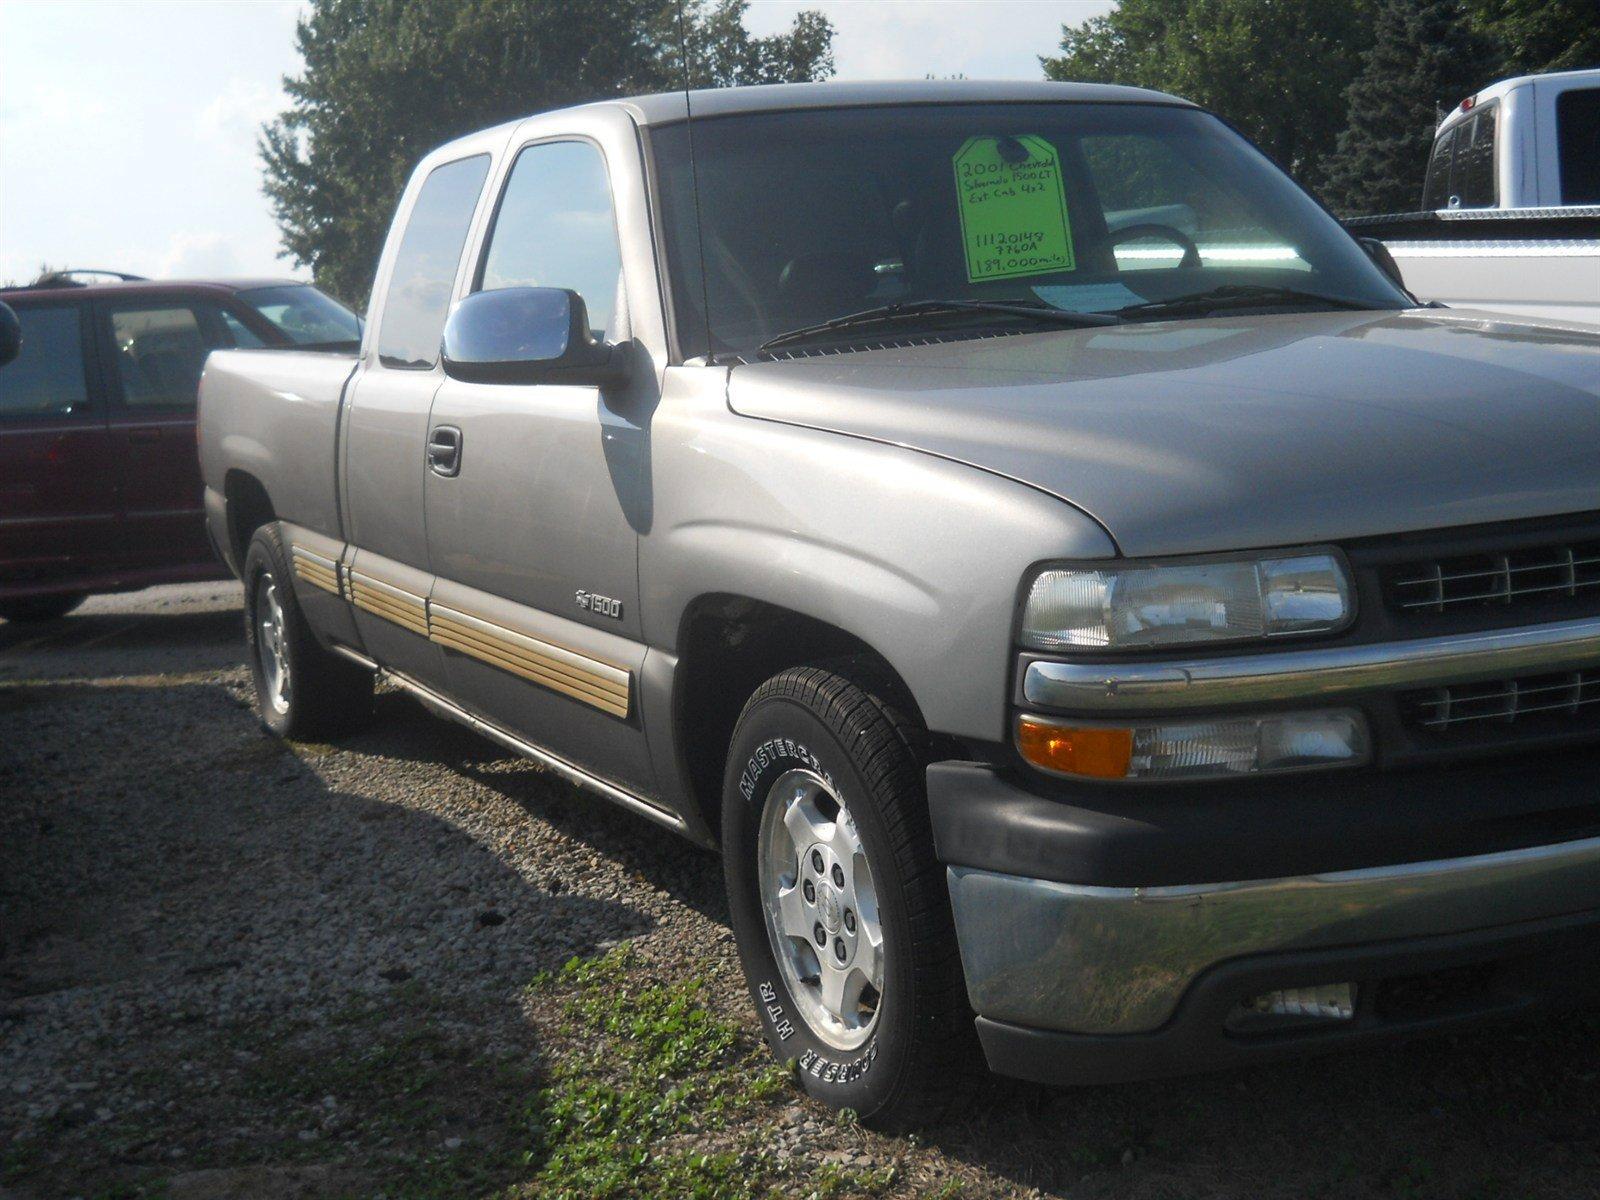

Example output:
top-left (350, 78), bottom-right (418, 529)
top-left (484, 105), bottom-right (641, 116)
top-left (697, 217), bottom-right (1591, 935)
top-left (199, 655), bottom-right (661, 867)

top-left (953, 134), bottom-right (1076, 282)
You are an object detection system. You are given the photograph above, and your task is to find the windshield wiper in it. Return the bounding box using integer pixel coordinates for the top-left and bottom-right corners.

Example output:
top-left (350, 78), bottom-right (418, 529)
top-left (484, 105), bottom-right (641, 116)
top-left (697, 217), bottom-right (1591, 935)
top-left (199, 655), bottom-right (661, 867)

top-left (758, 298), bottom-right (1121, 354)
top-left (1113, 284), bottom-right (1377, 319)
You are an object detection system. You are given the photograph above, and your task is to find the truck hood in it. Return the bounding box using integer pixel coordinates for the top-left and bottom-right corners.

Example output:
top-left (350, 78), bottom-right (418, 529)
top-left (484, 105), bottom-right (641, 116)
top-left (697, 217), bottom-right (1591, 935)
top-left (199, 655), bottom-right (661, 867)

top-left (725, 309), bottom-right (1600, 557)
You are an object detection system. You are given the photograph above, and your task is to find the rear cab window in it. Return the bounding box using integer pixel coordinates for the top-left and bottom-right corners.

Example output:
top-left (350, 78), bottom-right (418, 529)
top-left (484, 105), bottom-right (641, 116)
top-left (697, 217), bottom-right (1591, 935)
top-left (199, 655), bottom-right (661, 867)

top-left (0, 303), bottom-right (93, 419)
top-left (376, 154), bottom-right (492, 369)
top-left (1451, 104), bottom-right (1497, 208)
top-left (1422, 125), bottom-right (1458, 210)
top-left (1556, 87), bottom-right (1600, 204)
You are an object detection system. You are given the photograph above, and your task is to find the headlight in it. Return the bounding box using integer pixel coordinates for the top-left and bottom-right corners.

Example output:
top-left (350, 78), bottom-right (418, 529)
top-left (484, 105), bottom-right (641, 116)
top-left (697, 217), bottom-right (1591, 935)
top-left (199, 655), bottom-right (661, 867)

top-left (1020, 551), bottom-right (1352, 652)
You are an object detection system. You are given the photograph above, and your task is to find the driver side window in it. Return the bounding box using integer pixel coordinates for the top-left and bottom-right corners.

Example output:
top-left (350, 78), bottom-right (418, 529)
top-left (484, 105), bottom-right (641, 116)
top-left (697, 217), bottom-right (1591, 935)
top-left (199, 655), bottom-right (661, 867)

top-left (478, 140), bottom-right (624, 340)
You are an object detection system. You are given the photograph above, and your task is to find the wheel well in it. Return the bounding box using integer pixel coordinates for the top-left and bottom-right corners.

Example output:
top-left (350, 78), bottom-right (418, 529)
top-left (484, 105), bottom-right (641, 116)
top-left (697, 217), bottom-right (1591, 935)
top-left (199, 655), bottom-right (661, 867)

top-left (674, 596), bottom-right (931, 839)
top-left (224, 471), bottom-right (276, 566)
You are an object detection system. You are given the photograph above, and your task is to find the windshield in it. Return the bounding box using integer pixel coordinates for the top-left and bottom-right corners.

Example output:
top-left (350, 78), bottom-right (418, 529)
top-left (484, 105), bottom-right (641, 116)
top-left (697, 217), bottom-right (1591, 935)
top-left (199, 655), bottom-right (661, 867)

top-left (236, 284), bottom-right (361, 347)
top-left (651, 103), bottom-right (1410, 358)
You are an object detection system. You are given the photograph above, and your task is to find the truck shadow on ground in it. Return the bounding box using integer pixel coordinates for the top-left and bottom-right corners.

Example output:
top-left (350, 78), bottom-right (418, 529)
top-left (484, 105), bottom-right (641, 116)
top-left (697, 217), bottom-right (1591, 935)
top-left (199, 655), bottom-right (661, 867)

top-left (340, 687), bottom-right (731, 927)
top-left (0, 674), bottom-right (648, 1198)
top-left (0, 606), bottom-right (244, 679)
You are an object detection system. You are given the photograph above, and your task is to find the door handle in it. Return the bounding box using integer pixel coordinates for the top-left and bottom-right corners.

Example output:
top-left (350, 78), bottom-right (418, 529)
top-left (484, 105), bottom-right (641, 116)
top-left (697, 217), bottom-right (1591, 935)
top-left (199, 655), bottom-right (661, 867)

top-left (427, 425), bottom-right (462, 477)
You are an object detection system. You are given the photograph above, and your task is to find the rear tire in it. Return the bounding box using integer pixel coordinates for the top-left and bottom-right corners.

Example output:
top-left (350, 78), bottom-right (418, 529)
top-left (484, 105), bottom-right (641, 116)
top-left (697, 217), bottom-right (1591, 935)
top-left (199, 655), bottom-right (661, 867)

top-left (243, 524), bottom-right (372, 739)
top-left (0, 593), bottom-right (86, 622)
top-left (722, 663), bottom-right (977, 1130)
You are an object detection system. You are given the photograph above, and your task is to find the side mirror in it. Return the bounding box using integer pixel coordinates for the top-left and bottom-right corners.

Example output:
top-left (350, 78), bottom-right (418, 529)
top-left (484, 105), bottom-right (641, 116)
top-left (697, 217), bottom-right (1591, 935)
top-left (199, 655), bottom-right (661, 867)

top-left (1358, 237), bottom-right (1409, 293)
top-left (0, 302), bottom-right (21, 369)
top-left (441, 287), bottom-right (629, 388)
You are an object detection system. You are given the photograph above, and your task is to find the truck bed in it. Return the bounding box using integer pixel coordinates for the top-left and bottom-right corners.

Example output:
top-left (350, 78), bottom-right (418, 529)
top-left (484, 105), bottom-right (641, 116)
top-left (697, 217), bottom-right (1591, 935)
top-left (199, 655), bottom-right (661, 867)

top-left (198, 348), bottom-right (358, 551)
top-left (1347, 207), bottom-right (1600, 326)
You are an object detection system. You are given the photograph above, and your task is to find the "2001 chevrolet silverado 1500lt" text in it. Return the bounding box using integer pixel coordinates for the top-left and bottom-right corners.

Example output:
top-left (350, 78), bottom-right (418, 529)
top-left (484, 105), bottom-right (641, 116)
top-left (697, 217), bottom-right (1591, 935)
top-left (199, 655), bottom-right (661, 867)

top-left (198, 81), bottom-right (1600, 1128)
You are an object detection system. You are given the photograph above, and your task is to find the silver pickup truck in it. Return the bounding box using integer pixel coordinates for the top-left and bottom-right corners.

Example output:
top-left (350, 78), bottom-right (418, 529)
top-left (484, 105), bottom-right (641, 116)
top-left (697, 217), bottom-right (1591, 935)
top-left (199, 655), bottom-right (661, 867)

top-left (199, 81), bottom-right (1600, 1128)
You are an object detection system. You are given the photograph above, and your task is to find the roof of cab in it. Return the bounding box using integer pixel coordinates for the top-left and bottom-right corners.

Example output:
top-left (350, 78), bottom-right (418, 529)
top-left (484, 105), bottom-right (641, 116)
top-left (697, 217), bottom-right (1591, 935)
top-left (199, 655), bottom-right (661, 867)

top-left (0, 277), bottom-right (305, 302)
top-left (611, 79), bottom-right (1194, 124)
top-left (433, 79), bottom-right (1195, 156)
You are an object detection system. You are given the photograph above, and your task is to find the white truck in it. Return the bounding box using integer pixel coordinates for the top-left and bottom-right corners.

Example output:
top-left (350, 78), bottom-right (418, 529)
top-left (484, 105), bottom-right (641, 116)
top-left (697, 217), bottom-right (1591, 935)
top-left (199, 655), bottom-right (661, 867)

top-left (1349, 67), bottom-right (1600, 325)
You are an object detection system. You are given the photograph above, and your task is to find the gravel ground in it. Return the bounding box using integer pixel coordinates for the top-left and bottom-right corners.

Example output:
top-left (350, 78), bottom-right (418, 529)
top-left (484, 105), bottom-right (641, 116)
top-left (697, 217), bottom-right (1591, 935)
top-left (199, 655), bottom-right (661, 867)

top-left (5, 583), bottom-right (1600, 1199)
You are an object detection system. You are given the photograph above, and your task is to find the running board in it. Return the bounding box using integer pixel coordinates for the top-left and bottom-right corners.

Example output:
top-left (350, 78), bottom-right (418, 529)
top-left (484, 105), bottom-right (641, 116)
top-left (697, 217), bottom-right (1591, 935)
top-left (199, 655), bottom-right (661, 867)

top-left (327, 643), bottom-right (685, 834)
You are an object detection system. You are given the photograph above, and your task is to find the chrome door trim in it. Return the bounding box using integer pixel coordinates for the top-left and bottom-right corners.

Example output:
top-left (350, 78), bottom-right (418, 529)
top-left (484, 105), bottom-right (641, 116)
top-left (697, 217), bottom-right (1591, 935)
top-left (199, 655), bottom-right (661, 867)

top-left (1021, 614), bottom-right (1600, 713)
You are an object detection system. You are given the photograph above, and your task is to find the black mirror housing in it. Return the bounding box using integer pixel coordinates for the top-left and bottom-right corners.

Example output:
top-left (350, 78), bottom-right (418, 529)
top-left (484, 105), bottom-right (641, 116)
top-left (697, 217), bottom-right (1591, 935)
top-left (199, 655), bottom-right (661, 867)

top-left (1357, 236), bottom-right (1409, 294)
top-left (0, 302), bottom-right (21, 369)
top-left (441, 286), bottom-right (629, 388)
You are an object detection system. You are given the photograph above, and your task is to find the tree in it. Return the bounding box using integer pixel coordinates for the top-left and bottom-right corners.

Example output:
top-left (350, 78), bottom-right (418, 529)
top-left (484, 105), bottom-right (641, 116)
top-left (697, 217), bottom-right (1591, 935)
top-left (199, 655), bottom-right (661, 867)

top-left (1322, 0), bottom-right (1497, 215)
top-left (1042, 0), bottom-right (1376, 188)
top-left (261, 0), bottom-right (834, 304)
top-left (1466, 0), bottom-right (1600, 75)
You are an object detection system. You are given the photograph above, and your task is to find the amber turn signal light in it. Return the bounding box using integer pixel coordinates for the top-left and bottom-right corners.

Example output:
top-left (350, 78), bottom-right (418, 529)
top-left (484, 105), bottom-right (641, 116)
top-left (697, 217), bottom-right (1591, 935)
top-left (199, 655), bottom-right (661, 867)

top-left (1016, 716), bottom-right (1133, 780)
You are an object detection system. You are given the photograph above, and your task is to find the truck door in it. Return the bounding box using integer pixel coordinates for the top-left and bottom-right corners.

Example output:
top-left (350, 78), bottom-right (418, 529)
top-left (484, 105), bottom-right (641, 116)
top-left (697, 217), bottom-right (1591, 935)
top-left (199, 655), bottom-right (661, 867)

top-left (341, 152), bottom-right (492, 684)
top-left (95, 296), bottom-right (233, 570)
top-left (424, 137), bottom-right (655, 793)
top-left (0, 300), bottom-right (119, 595)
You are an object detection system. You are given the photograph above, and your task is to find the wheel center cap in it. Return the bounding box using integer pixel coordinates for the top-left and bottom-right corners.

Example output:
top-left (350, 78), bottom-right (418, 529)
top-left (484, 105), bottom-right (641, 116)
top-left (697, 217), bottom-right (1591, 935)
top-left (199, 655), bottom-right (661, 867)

top-left (818, 881), bottom-right (842, 932)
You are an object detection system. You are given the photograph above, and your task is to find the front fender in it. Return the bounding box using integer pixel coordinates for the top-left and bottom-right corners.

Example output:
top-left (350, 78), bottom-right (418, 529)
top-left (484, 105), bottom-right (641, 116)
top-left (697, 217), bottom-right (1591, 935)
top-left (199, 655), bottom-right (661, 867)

top-left (640, 373), bottom-right (1116, 743)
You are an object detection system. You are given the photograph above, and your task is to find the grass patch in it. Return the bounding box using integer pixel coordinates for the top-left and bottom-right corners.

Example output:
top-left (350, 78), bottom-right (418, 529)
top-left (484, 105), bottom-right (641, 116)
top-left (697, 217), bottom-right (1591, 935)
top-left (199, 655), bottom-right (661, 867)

top-left (510, 948), bottom-right (894, 1199)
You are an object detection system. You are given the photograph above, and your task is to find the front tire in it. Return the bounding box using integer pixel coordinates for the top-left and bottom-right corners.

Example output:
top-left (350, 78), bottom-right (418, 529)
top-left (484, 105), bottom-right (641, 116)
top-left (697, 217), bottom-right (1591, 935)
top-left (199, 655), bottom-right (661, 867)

top-left (243, 524), bottom-right (372, 739)
top-left (722, 664), bottom-right (976, 1129)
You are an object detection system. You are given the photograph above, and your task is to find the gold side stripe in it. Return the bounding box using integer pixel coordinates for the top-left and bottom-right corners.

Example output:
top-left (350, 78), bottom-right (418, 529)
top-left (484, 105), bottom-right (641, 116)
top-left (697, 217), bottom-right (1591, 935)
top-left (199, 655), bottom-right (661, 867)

top-left (347, 571), bottom-right (426, 607)
top-left (290, 547), bottom-right (341, 596)
top-left (431, 630), bottom-right (630, 718)
top-left (353, 605), bottom-right (427, 638)
top-left (318, 556), bottom-right (632, 719)
top-left (429, 619), bottom-right (630, 714)
top-left (428, 613), bottom-right (629, 699)
top-left (293, 562), bottom-right (340, 595)
top-left (350, 584), bottom-right (428, 636)
top-left (351, 591), bottom-right (428, 629)
top-left (430, 604), bottom-right (629, 686)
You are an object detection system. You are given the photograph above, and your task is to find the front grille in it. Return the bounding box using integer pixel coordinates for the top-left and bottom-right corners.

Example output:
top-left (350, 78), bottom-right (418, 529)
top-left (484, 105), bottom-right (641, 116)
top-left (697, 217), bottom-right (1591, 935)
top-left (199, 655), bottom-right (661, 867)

top-left (1406, 670), bottom-right (1600, 733)
top-left (1387, 539), bottom-right (1600, 616)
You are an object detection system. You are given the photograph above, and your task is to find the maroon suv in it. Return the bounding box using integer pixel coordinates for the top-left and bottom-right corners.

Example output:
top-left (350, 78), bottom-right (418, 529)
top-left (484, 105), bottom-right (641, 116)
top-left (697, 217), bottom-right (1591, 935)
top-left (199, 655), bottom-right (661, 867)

top-left (0, 272), bottom-right (359, 621)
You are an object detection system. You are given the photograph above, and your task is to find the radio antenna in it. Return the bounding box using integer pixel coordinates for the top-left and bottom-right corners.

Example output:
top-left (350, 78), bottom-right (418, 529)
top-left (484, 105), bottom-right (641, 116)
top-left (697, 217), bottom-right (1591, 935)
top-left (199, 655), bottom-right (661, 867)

top-left (675, 0), bottom-right (716, 362)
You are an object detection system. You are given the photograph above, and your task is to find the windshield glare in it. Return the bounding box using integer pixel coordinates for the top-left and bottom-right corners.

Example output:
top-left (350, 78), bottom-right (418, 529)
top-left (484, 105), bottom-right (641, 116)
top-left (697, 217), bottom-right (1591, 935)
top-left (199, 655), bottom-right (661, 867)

top-left (238, 285), bottom-right (362, 346)
top-left (651, 103), bottom-right (1410, 358)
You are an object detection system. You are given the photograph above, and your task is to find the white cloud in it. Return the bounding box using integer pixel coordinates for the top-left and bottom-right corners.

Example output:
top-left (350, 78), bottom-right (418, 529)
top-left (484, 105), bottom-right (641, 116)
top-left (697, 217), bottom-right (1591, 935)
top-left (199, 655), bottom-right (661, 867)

top-left (743, 1), bottom-right (1116, 81)
top-left (197, 77), bottom-right (284, 144)
top-left (155, 230), bottom-right (243, 279)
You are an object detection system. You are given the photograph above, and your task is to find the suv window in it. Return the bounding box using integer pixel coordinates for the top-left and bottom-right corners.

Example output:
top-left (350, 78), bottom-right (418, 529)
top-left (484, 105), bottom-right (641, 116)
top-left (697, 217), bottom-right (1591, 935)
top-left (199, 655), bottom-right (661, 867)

top-left (1557, 87), bottom-right (1600, 204)
top-left (377, 154), bottom-right (491, 369)
top-left (1422, 125), bottom-right (1459, 210)
top-left (0, 305), bottom-right (90, 418)
top-left (107, 305), bottom-right (222, 410)
top-left (237, 285), bottom-right (360, 347)
top-left (1452, 105), bottom-right (1497, 208)
top-left (479, 140), bottom-right (624, 340)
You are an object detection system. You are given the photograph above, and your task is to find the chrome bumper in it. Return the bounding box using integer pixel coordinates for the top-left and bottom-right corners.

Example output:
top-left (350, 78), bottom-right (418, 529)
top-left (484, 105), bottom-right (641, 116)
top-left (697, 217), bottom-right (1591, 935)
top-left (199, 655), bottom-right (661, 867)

top-left (948, 833), bottom-right (1600, 1035)
top-left (1020, 614), bottom-right (1600, 713)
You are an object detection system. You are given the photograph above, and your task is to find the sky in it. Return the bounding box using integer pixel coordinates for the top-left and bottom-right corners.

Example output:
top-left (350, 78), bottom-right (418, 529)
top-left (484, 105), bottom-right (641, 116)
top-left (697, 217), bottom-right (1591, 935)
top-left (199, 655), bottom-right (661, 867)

top-left (0, 1), bottom-right (1115, 287)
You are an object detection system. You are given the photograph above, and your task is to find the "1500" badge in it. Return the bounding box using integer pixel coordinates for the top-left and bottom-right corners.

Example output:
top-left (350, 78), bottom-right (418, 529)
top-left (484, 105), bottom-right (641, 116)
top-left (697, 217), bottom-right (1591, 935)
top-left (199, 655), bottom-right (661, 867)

top-left (575, 589), bottom-right (623, 620)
